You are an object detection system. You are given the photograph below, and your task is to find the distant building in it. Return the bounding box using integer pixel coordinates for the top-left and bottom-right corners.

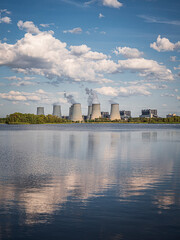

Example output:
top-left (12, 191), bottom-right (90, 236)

top-left (166, 113), bottom-right (176, 118)
top-left (101, 112), bottom-right (109, 118)
top-left (120, 110), bottom-right (131, 120)
top-left (140, 109), bottom-right (157, 118)
top-left (62, 116), bottom-right (69, 120)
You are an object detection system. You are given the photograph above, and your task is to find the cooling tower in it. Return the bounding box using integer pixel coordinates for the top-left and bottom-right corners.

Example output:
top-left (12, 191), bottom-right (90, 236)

top-left (37, 107), bottom-right (44, 115)
top-left (87, 105), bottom-right (92, 119)
top-left (53, 105), bottom-right (62, 117)
top-left (91, 104), bottom-right (101, 120)
top-left (69, 105), bottom-right (73, 120)
top-left (71, 103), bottom-right (83, 122)
top-left (110, 104), bottom-right (121, 120)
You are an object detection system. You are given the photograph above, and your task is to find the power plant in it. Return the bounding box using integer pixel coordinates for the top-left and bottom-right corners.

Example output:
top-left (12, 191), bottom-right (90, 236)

top-left (70, 103), bottom-right (83, 122)
top-left (91, 104), bottom-right (101, 120)
top-left (35, 101), bottom-right (161, 121)
top-left (37, 107), bottom-right (44, 115)
top-left (53, 105), bottom-right (61, 117)
top-left (110, 104), bottom-right (121, 120)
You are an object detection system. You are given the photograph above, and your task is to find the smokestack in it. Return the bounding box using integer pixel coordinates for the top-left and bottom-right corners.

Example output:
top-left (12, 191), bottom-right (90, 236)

top-left (71, 103), bottom-right (83, 122)
top-left (53, 105), bottom-right (62, 117)
top-left (87, 105), bottom-right (92, 120)
top-left (110, 104), bottom-right (121, 120)
top-left (91, 104), bottom-right (101, 120)
top-left (37, 107), bottom-right (44, 115)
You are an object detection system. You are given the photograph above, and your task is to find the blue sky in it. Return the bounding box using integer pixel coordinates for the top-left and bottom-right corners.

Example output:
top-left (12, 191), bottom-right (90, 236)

top-left (0, 0), bottom-right (180, 117)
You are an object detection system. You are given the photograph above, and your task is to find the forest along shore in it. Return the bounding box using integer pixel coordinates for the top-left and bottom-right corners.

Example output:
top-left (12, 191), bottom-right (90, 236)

top-left (0, 112), bottom-right (180, 124)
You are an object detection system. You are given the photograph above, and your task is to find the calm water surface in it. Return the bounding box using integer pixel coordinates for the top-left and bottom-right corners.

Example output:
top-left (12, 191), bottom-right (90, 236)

top-left (0, 124), bottom-right (180, 240)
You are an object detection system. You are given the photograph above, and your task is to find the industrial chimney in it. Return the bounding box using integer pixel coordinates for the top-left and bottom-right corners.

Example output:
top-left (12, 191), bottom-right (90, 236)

top-left (53, 105), bottom-right (61, 117)
top-left (87, 105), bottom-right (92, 120)
top-left (71, 103), bottom-right (83, 122)
top-left (91, 104), bottom-right (101, 120)
top-left (110, 104), bottom-right (121, 120)
top-left (37, 107), bottom-right (44, 115)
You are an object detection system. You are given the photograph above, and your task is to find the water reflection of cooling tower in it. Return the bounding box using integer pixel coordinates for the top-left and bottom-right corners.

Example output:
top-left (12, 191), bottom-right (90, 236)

top-left (37, 107), bottom-right (44, 115)
top-left (71, 103), bottom-right (83, 122)
top-left (53, 105), bottom-right (61, 117)
top-left (87, 106), bottom-right (92, 119)
top-left (110, 104), bottom-right (121, 120)
top-left (91, 104), bottom-right (101, 120)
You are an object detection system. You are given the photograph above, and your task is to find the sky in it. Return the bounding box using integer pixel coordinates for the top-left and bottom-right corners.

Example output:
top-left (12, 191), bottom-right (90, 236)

top-left (0, 0), bottom-right (180, 117)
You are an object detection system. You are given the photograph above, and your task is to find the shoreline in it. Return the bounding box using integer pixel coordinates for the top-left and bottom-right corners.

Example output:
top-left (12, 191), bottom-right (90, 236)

top-left (2, 122), bottom-right (180, 125)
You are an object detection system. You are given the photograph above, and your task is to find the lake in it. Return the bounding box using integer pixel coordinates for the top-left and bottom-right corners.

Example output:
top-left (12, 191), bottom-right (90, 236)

top-left (0, 124), bottom-right (180, 240)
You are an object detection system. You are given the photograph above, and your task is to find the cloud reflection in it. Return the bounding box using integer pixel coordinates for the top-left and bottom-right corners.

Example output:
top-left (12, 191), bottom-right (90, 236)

top-left (0, 129), bottom-right (179, 227)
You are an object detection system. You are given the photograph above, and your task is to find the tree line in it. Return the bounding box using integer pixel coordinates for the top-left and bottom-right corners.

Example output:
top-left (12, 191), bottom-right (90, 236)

top-left (0, 112), bottom-right (180, 124)
top-left (1, 113), bottom-right (72, 124)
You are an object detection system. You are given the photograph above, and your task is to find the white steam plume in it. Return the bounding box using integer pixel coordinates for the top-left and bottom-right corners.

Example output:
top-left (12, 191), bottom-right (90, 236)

top-left (85, 88), bottom-right (99, 105)
top-left (64, 92), bottom-right (76, 104)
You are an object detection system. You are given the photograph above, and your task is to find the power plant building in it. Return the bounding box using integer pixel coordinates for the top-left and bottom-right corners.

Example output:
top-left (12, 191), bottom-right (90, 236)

top-left (71, 103), bottom-right (83, 122)
top-left (101, 112), bottom-right (109, 118)
top-left (120, 110), bottom-right (131, 120)
top-left (91, 104), bottom-right (101, 120)
top-left (37, 107), bottom-right (44, 115)
top-left (110, 104), bottom-right (121, 120)
top-left (53, 105), bottom-right (61, 117)
top-left (140, 109), bottom-right (157, 118)
top-left (166, 113), bottom-right (176, 118)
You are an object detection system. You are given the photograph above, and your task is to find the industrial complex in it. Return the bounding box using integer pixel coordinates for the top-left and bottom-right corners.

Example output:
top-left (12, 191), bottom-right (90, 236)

top-left (36, 103), bottom-right (165, 122)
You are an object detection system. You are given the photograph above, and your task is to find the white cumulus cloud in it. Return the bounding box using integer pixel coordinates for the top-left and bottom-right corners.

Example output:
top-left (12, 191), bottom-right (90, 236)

top-left (95, 85), bottom-right (152, 97)
top-left (0, 16), bottom-right (11, 24)
top-left (114, 47), bottom-right (144, 58)
top-left (150, 35), bottom-right (180, 52)
top-left (0, 31), bottom-right (115, 83)
top-left (40, 23), bottom-right (54, 28)
top-left (63, 27), bottom-right (82, 34)
top-left (70, 45), bottom-right (91, 55)
top-left (17, 20), bottom-right (41, 34)
top-left (70, 45), bottom-right (108, 60)
top-left (99, 13), bottom-right (104, 18)
top-left (0, 24), bottom-right (174, 84)
top-left (0, 89), bottom-right (56, 104)
top-left (102, 0), bottom-right (123, 8)
top-left (117, 58), bottom-right (174, 81)
top-left (95, 86), bottom-right (118, 96)
top-left (0, 9), bottom-right (11, 24)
